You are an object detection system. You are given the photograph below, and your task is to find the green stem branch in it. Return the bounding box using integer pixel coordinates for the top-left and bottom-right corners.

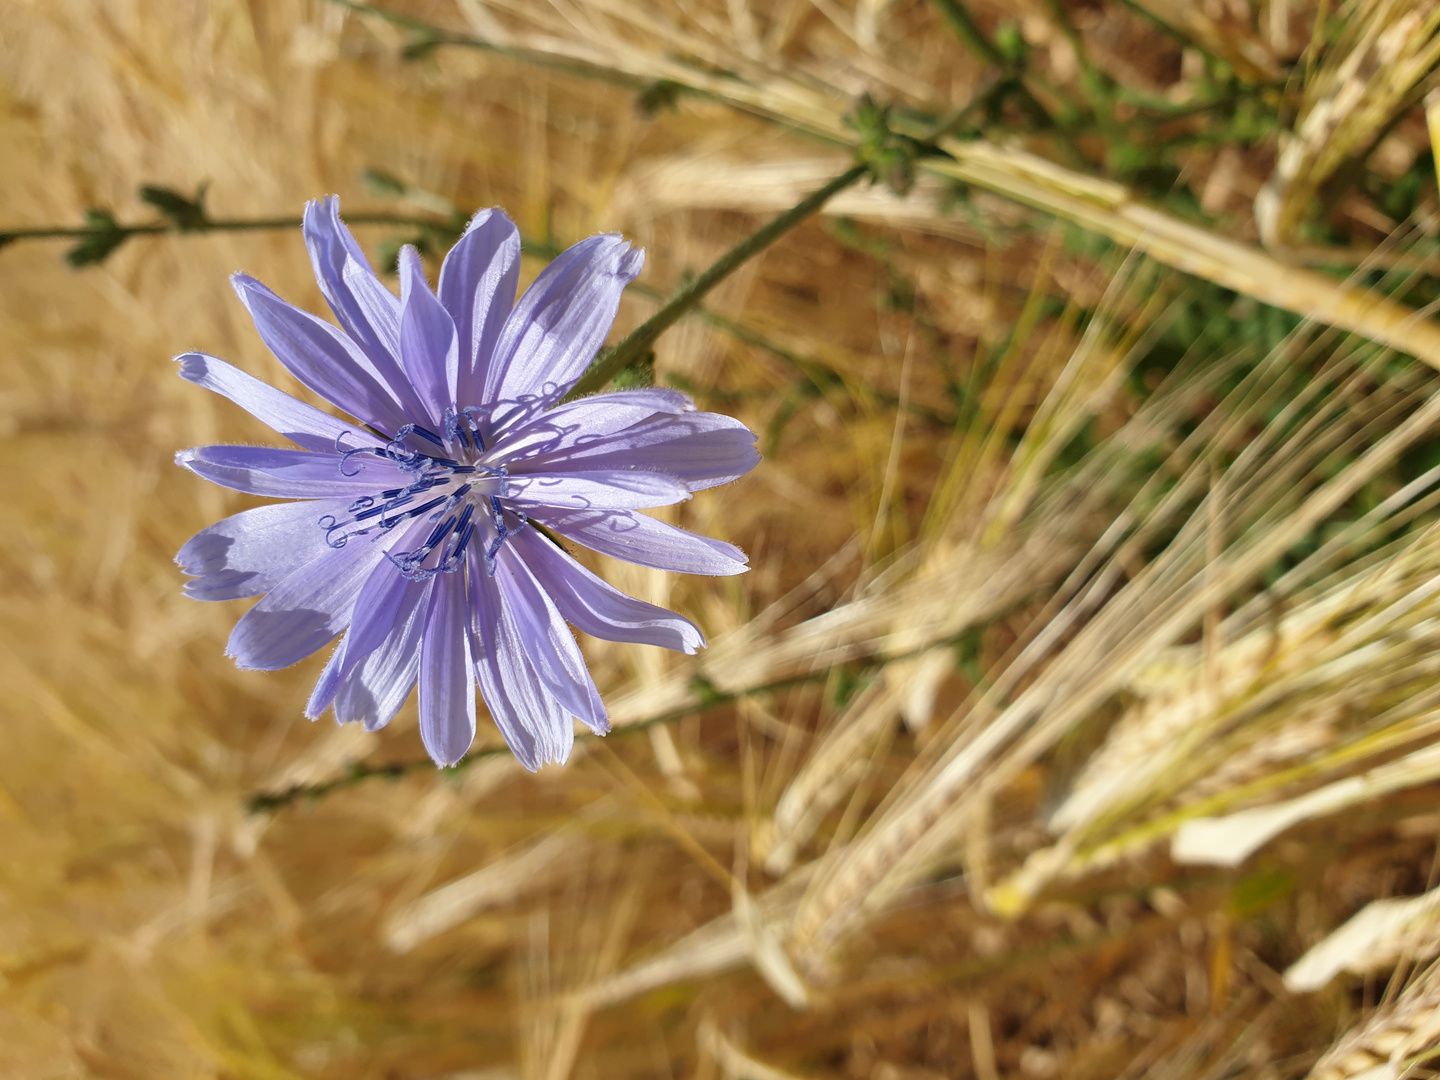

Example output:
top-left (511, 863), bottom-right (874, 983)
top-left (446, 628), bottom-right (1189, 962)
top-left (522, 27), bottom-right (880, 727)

top-left (325, 0), bottom-right (647, 89)
top-left (0, 212), bottom-right (460, 258)
top-left (568, 162), bottom-right (869, 397)
top-left (926, 0), bottom-right (1072, 131)
top-left (0, 213), bottom-right (455, 242)
top-left (244, 668), bottom-right (833, 814)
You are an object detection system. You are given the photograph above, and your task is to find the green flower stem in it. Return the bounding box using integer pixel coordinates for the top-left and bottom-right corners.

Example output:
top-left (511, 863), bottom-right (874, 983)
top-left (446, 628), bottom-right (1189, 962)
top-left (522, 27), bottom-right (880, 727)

top-left (927, 0), bottom-right (1009, 70)
top-left (0, 223), bottom-right (162, 242)
top-left (325, 0), bottom-right (647, 90)
top-left (244, 667), bottom-right (834, 814)
top-left (0, 212), bottom-right (456, 246)
top-left (926, 0), bottom-right (1071, 131)
top-left (5, 199), bottom-right (958, 400)
top-left (241, 609), bottom-right (1020, 814)
top-left (567, 162), bottom-right (869, 398)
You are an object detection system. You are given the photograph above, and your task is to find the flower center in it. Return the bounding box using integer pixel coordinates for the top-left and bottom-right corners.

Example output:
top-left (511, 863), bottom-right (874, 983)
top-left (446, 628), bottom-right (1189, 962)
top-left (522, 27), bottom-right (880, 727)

top-left (319, 408), bottom-right (526, 581)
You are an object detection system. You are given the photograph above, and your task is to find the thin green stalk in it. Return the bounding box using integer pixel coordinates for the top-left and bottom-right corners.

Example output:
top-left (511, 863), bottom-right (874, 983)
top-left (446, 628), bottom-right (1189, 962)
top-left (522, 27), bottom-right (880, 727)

top-left (566, 162), bottom-right (870, 398)
top-left (0, 211), bottom-right (459, 263)
top-left (0, 212), bottom-right (456, 242)
top-left (1037, 0), bottom-right (1115, 112)
top-left (0, 223), bottom-right (163, 243)
top-left (1110, 0), bottom-right (1229, 72)
top-left (325, 0), bottom-right (647, 90)
top-left (244, 668), bottom-right (834, 814)
top-left (927, 0), bottom-right (1009, 70)
top-left (5, 192), bottom-right (955, 410)
top-left (927, 0), bottom-right (1075, 132)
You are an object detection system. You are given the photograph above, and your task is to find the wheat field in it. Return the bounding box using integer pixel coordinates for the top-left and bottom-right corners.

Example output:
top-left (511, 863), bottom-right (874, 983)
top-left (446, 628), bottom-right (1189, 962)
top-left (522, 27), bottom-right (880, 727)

top-left (5, 0), bottom-right (1440, 1077)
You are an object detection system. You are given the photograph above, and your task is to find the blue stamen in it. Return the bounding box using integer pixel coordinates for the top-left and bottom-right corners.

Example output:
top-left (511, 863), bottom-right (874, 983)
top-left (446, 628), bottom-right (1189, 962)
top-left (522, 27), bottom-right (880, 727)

top-left (453, 501), bottom-right (475, 536)
top-left (444, 408), bottom-right (473, 450)
top-left (338, 445), bottom-right (385, 475)
top-left (384, 494), bottom-right (448, 528)
top-left (422, 514), bottom-right (458, 551)
top-left (315, 420), bottom-right (514, 563)
top-left (354, 495), bottom-right (409, 522)
top-left (462, 407), bottom-right (488, 451)
top-left (448, 521), bottom-right (475, 561)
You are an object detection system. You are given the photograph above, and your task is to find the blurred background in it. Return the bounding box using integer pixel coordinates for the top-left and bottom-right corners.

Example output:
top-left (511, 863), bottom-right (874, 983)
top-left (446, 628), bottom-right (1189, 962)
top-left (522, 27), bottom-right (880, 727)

top-left (5, 0), bottom-right (1440, 1077)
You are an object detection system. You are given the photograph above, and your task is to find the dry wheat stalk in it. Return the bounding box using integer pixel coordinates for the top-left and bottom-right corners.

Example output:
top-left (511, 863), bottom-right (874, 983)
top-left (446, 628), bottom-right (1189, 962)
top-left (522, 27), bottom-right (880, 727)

top-left (520, 850), bottom-right (649, 1080)
top-left (384, 830), bottom-right (584, 953)
top-left (789, 330), bottom-right (1440, 963)
top-left (453, 0), bottom-right (1440, 367)
top-left (1286, 886), bottom-right (1440, 993)
top-left (576, 867), bottom-right (814, 1010)
top-left (1256, 0), bottom-right (1440, 246)
top-left (1306, 962), bottom-right (1440, 1080)
top-left (1175, 737), bottom-right (1440, 870)
top-left (753, 270), bottom-right (1154, 877)
top-left (1123, 0), bottom-right (1281, 81)
top-left (699, 1019), bottom-right (812, 1080)
top-left (988, 514), bottom-right (1440, 902)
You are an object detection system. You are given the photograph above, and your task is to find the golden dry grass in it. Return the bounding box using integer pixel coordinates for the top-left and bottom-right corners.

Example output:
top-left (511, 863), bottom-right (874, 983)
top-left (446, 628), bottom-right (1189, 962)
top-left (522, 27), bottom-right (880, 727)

top-left (7, 1), bottom-right (1440, 1078)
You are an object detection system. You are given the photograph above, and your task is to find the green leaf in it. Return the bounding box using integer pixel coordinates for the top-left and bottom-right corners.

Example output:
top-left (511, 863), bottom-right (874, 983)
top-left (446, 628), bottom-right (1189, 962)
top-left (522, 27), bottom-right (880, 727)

top-left (845, 93), bottom-right (923, 196)
top-left (1228, 868), bottom-right (1293, 918)
top-left (378, 232), bottom-right (440, 275)
top-left (66, 209), bottom-right (127, 267)
top-left (994, 21), bottom-right (1028, 66)
top-left (635, 80), bottom-right (685, 116)
top-left (138, 184), bottom-right (209, 231)
top-left (363, 169), bottom-right (408, 198)
top-left (402, 31), bottom-right (442, 60)
top-left (610, 350), bottom-right (656, 389)
top-left (688, 674), bottom-right (725, 707)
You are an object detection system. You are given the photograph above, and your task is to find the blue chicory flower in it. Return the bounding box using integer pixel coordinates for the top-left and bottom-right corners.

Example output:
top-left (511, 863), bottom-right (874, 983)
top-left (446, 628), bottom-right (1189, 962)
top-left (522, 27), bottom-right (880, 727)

top-left (175, 198), bottom-right (758, 770)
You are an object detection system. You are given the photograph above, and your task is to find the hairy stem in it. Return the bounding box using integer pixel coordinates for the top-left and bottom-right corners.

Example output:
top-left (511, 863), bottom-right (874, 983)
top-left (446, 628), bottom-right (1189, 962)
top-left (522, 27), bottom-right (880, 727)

top-left (568, 163), bottom-right (869, 397)
top-left (325, 0), bottom-right (648, 89)
top-left (0, 212), bottom-right (455, 245)
top-left (244, 668), bottom-right (833, 814)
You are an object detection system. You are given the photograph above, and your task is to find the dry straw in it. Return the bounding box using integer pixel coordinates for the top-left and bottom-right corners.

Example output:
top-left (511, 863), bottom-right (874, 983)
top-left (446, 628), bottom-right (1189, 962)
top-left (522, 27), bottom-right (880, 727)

top-left (7, 0), bottom-right (1440, 1077)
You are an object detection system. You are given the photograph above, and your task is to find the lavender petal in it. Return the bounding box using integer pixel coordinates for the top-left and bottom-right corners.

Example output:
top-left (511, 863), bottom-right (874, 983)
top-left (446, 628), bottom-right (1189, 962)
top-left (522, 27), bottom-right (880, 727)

top-left (398, 244), bottom-right (461, 427)
top-left (509, 527), bottom-right (705, 654)
top-left (305, 641), bottom-right (350, 720)
top-left (345, 547), bottom-right (424, 662)
top-left (332, 577), bottom-right (432, 730)
top-left (303, 197), bottom-right (420, 416)
top-left (226, 535), bottom-right (389, 670)
top-left (511, 412), bottom-right (759, 491)
top-left (469, 547), bottom-right (575, 771)
top-left (176, 352), bottom-right (385, 453)
top-left (437, 208), bottom-right (521, 406)
top-left (177, 499), bottom-right (350, 601)
top-left (175, 445), bottom-right (408, 498)
top-left (485, 235), bottom-right (643, 406)
top-left (505, 470), bottom-right (692, 512)
top-left (532, 507), bottom-right (749, 576)
top-left (232, 272), bottom-right (410, 435)
top-left (303, 529), bottom-right (429, 719)
top-left (419, 571), bottom-right (478, 766)
top-left (487, 387), bottom-right (695, 457)
top-left (495, 546), bottom-right (607, 734)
